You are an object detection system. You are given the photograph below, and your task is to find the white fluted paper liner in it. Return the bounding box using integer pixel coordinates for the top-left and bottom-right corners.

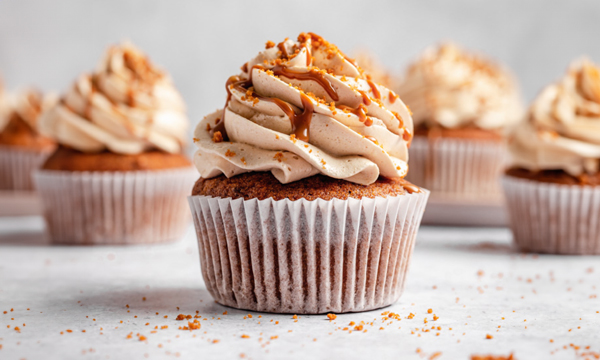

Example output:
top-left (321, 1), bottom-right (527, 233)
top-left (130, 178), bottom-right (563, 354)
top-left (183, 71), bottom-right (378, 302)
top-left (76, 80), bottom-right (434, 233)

top-left (406, 136), bottom-right (506, 201)
top-left (188, 190), bottom-right (429, 314)
top-left (34, 167), bottom-right (197, 245)
top-left (0, 146), bottom-right (53, 191)
top-left (503, 175), bottom-right (600, 255)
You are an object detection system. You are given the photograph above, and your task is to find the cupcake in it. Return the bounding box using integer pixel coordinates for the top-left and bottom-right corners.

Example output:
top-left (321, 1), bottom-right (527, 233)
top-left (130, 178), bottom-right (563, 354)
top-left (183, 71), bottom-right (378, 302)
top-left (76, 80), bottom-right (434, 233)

top-left (34, 42), bottom-right (196, 245)
top-left (398, 43), bottom-right (522, 201)
top-left (504, 58), bottom-right (600, 255)
top-left (0, 87), bottom-right (56, 191)
top-left (189, 33), bottom-right (429, 314)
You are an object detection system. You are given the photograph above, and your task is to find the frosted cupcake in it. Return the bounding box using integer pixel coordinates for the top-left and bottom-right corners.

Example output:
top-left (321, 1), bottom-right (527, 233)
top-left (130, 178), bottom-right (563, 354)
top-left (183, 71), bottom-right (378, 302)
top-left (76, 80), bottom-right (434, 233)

top-left (398, 43), bottom-right (522, 201)
top-left (35, 42), bottom-right (195, 245)
top-left (504, 58), bottom-right (600, 254)
top-left (189, 33), bottom-right (429, 314)
top-left (0, 87), bottom-right (56, 191)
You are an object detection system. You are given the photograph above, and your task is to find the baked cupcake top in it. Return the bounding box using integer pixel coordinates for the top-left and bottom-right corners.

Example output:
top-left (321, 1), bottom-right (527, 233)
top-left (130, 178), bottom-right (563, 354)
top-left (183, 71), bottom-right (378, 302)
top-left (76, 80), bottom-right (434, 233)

top-left (0, 79), bottom-right (11, 131)
top-left (0, 88), bottom-right (58, 149)
top-left (194, 33), bottom-right (413, 185)
top-left (39, 42), bottom-right (188, 154)
top-left (509, 59), bottom-right (600, 176)
top-left (397, 43), bottom-right (522, 131)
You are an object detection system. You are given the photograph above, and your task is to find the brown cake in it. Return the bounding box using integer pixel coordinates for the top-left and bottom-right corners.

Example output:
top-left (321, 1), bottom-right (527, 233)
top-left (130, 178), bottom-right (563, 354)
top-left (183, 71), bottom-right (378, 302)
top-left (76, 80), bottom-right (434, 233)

top-left (193, 172), bottom-right (417, 201)
top-left (414, 124), bottom-right (504, 141)
top-left (43, 146), bottom-right (191, 172)
top-left (0, 111), bottom-right (55, 150)
top-left (506, 167), bottom-right (600, 186)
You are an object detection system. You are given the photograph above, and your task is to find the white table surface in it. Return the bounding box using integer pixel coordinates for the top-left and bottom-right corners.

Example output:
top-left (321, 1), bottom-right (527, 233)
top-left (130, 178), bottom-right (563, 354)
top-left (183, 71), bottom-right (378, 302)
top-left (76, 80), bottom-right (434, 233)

top-left (0, 216), bottom-right (599, 360)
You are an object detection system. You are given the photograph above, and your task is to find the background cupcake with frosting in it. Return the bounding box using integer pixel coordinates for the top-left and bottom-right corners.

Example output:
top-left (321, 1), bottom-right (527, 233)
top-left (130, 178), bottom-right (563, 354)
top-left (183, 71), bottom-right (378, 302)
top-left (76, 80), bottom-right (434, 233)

top-left (189, 33), bottom-right (429, 314)
top-left (35, 42), bottom-right (196, 245)
top-left (398, 43), bottom-right (522, 202)
top-left (504, 58), bottom-right (600, 255)
top-left (0, 84), bottom-right (56, 191)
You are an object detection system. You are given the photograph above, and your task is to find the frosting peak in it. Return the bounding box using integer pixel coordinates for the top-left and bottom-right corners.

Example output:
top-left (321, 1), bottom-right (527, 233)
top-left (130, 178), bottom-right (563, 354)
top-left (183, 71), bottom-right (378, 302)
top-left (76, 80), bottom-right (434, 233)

top-left (510, 58), bottom-right (600, 176)
top-left (39, 42), bottom-right (188, 154)
top-left (397, 43), bottom-right (522, 130)
top-left (194, 33), bottom-right (414, 185)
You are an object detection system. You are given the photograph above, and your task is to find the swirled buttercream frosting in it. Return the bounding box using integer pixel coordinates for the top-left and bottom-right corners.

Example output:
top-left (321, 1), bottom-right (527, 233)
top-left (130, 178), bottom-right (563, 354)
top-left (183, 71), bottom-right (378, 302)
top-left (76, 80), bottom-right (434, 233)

top-left (397, 43), bottom-right (522, 131)
top-left (193, 33), bottom-right (414, 185)
top-left (510, 58), bottom-right (600, 176)
top-left (39, 42), bottom-right (188, 154)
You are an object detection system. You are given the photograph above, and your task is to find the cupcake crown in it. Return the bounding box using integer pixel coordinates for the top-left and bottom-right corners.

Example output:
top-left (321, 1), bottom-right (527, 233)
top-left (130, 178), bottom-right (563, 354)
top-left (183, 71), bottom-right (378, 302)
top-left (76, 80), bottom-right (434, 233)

top-left (397, 42), bottom-right (522, 131)
top-left (0, 77), bottom-right (10, 132)
top-left (193, 32), bottom-right (414, 185)
top-left (510, 58), bottom-right (600, 176)
top-left (39, 42), bottom-right (188, 154)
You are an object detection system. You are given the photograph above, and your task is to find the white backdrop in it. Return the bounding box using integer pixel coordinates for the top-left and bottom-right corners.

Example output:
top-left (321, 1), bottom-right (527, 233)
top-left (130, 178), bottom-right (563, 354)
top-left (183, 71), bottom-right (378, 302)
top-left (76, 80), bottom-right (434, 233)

top-left (1, 0), bottom-right (599, 137)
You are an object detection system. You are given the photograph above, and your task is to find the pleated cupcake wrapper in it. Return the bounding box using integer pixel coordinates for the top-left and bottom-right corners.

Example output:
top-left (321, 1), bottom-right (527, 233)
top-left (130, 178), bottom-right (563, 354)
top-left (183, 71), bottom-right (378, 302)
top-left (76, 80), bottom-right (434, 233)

top-left (34, 167), bottom-right (197, 245)
top-left (0, 145), bottom-right (54, 191)
top-left (188, 190), bottom-right (429, 314)
top-left (503, 176), bottom-right (600, 255)
top-left (406, 136), bottom-right (506, 201)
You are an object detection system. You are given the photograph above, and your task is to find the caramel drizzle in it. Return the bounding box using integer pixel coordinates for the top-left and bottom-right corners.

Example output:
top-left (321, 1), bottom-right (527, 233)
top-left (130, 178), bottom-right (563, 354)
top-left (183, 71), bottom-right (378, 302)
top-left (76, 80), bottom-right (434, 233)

top-left (358, 90), bottom-right (371, 105)
top-left (366, 78), bottom-right (381, 100)
top-left (339, 104), bottom-right (373, 126)
top-left (271, 65), bottom-right (339, 102)
top-left (239, 88), bottom-right (314, 142)
top-left (398, 178), bottom-right (421, 194)
top-left (388, 90), bottom-right (399, 104)
top-left (303, 44), bottom-right (312, 66)
top-left (277, 41), bottom-right (289, 59)
top-left (402, 128), bottom-right (412, 142)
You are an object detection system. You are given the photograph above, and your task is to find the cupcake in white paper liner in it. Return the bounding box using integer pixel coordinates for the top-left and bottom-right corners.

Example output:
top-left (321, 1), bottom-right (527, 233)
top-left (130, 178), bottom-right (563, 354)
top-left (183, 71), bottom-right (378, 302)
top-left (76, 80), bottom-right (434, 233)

top-left (397, 43), bottom-right (522, 203)
top-left (504, 58), bottom-right (600, 255)
top-left (406, 136), bottom-right (506, 201)
top-left (189, 191), bottom-right (429, 314)
top-left (0, 89), bottom-right (57, 191)
top-left (35, 168), bottom-right (196, 245)
top-left (0, 146), bottom-right (53, 191)
top-left (503, 176), bottom-right (600, 255)
top-left (32, 42), bottom-right (193, 244)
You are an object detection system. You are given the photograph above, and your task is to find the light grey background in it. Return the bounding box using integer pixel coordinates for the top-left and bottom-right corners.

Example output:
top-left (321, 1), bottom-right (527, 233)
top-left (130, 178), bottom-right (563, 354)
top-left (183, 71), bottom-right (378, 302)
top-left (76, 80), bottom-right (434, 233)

top-left (1, 0), bottom-right (599, 131)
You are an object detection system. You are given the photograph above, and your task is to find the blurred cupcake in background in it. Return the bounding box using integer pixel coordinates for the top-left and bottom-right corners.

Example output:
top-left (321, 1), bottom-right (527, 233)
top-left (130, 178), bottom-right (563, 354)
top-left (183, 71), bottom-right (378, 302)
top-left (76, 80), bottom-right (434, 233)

top-left (353, 48), bottom-right (396, 89)
top-left (0, 86), bottom-right (57, 191)
top-left (397, 43), bottom-right (522, 201)
top-left (189, 33), bottom-right (428, 314)
top-left (504, 58), bottom-right (600, 254)
top-left (35, 42), bottom-right (196, 245)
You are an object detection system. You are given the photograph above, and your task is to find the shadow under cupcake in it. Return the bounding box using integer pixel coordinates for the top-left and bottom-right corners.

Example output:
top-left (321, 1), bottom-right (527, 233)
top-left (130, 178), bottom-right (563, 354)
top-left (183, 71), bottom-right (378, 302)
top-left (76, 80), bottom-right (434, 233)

top-left (189, 33), bottom-right (429, 314)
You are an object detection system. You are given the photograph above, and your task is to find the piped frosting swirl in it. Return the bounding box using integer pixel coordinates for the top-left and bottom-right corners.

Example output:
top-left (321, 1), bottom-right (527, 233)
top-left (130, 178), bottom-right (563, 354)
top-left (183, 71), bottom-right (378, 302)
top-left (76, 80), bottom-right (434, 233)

top-left (193, 33), bottom-right (414, 185)
top-left (39, 42), bottom-right (188, 154)
top-left (510, 58), bottom-right (600, 176)
top-left (398, 43), bottom-right (522, 131)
